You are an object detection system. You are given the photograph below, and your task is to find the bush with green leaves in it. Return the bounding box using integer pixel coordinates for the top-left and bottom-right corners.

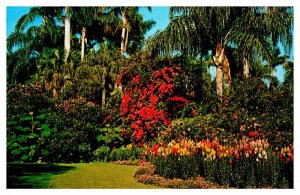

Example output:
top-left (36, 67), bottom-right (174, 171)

top-left (93, 144), bottom-right (143, 162)
top-left (44, 97), bottom-right (104, 162)
top-left (7, 84), bottom-right (53, 118)
top-left (7, 111), bottom-right (56, 162)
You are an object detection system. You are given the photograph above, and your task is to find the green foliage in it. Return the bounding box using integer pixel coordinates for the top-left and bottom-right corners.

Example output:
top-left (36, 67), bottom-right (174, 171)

top-left (44, 97), bottom-right (104, 163)
top-left (7, 111), bottom-right (57, 162)
top-left (93, 145), bottom-right (143, 162)
top-left (7, 84), bottom-right (53, 117)
top-left (96, 126), bottom-right (123, 149)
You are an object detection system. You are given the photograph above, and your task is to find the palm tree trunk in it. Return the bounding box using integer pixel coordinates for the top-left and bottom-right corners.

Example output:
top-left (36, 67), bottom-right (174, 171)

top-left (81, 27), bottom-right (86, 61)
top-left (102, 87), bottom-right (106, 110)
top-left (124, 28), bottom-right (129, 53)
top-left (271, 69), bottom-right (275, 77)
top-left (121, 11), bottom-right (127, 54)
top-left (64, 7), bottom-right (71, 62)
top-left (242, 50), bottom-right (250, 78)
top-left (216, 66), bottom-right (223, 98)
top-left (101, 66), bottom-right (106, 110)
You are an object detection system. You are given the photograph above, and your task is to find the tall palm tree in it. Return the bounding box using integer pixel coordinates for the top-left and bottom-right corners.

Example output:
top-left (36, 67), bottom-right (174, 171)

top-left (227, 7), bottom-right (293, 79)
top-left (7, 7), bottom-right (63, 84)
top-left (110, 7), bottom-right (154, 55)
top-left (146, 7), bottom-right (293, 98)
top-left (64, 6), bottom-right (71, 63)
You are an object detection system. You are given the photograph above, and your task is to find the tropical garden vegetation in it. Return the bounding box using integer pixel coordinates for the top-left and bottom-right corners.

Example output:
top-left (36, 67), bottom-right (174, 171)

top-left (7, 6), bottom-right (293, 188)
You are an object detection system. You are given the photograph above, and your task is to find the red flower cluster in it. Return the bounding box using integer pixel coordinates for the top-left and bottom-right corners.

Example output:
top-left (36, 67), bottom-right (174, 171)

top-left (120, 66), bottom-right (188, 144)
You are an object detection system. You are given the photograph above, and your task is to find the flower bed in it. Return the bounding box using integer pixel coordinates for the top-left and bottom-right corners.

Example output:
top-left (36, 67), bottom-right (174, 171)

top-left (134, 162), bottom-right (231, 189)
top-left (143, 137), bottom-right (293, 188)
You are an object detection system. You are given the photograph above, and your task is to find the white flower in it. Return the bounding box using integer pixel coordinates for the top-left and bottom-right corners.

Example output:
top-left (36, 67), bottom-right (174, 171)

top-left (262, 150), bottom-right (266, 157)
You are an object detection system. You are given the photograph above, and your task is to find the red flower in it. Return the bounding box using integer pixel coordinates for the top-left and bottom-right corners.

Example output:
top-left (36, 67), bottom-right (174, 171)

top-left (132, 75), bottom-right (140, 84)
top-left (212, 133), bottom-right (216, 138)
top-left (103, 115), bottom-right (112, 123)
top-left (171, 147), bottom-right (178, 154)
top-left (192, 109), bottom-right (197, 116)
top-left (154, 71), bottom-right (160, 79)
top-left (232, 113), bottom-right (238, 119)
top-left (248, 131), bottom-right (258, 137)
top-left (228, 159), bottom-right (233, 165)
top-left (168, 96), bottom-right (188, 103)
top-left (152, 144), bottom-right (160, 155)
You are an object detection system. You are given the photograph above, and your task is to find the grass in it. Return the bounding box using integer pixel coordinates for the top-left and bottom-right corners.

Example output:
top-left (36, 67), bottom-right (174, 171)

top-left (7, 162), bottom-right (161, 189)
top-left (7, 163), bottom-right (75, 188)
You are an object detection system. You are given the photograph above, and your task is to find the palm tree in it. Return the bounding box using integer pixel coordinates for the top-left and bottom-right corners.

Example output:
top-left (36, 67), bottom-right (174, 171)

top-left (110, 7), bottom-right (154, 55)
top-left (146, 7), bottom-right (237, 98)
top-left (64, 6), bottom-right (71, 63)
top-left (146, 7), bottom-right (293, 98)
top-left (7, 8), bottom-right (64, 84)
top-left (227, 7), bottom-right (293, 79)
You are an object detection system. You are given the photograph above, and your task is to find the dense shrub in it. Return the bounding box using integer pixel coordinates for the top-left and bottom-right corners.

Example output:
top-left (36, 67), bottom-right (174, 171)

top-left (163, 77), bottom-right (293, 149)
top-left (7, 84), bottom-right (55, 162)
top-left (44, 97), bottom-right (104, 162)
top-left (7, 84), bottom-right (53, 118)
top-left (93, 144), bottom-right (143, 162)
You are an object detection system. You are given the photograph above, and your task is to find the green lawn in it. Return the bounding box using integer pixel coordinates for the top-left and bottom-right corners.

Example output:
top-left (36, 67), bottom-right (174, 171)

top-left (7, 163), bottom-right (161, 189)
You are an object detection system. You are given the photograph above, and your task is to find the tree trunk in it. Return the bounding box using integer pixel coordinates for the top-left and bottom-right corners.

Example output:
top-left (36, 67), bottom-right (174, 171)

top-left (101, 67), bottom-right (106, 110)
top-left (271, 69), bottom-right (275, 77)
top-left (242, 50), bottom-right (250, 78)
top-left (64, 7), bottom-right (71, 62)
top-left (124, 28), bottom-right (129, 53)
top-left (216, 66), bottom-right (223, 98)
top-left (102, 87), bottom-right (106, 110)
top-left (121, 11), bottom-right (127, 54)
top-left (81, 27), bottom-right (86, 61)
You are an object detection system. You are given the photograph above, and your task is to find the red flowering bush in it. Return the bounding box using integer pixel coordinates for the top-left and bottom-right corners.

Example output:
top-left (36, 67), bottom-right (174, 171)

top-left (119, 66), bottom-right (188, 145)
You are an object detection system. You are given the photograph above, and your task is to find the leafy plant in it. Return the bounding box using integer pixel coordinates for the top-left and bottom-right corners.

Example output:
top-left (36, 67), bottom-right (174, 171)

top-left (7, 111), bottom-right (56, 162)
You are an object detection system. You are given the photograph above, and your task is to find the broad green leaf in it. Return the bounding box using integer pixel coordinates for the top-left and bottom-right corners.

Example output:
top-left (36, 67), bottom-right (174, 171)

top-left (11, 149), bottom-right (21, 155)
top-left (41, 124), bottom-right (50, 131)
top-left (42, 130), bottom-right (51, 137)
top-left (36, 114), bottom-right (46, 120)
top-left (21, 155), bottom-right (29, 160)
top-left (10, 142), bottom-right (19, 148)
top-left (29, 150), bottom-right (35, 158)
top-left (30, 145), bottom-right (36, 150)
top-left (17, 135), bottom-right (28, 143)
top-left (97, 135), bottom-right (105, 142)
top-left (19, 146), bottom-right (29, 151)
top-left (7, 120), bottom-right (18, 125)
top-left (28, 133), bottom-right (39, 139)
top-left (20, 127), bottom-right (31, 131)
top-left (20, 116), bottom-right (32, 121)
top-left (32, 121), bottom-right (40, 125)
top-left (15, 126), bottom-right (31, 131)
